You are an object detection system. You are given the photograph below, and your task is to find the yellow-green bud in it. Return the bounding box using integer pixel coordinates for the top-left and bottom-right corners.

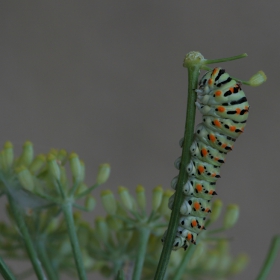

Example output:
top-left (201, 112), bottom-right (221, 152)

top-left (49, 148), bottom-right (58, 156)
top-left (29, 154), bottom-right (46, 174)
top-left (57, 149), bottom-right (67, 165)
top-left (85, 195), bottom-right (96, 211)
top-left (59, 166), bottom-right (67, 188)
top-left (217, 239), bottom-right (229, 255)
top-left (19, 141), bottom-right (34, 166)
top-left (152, 185), bottom-right (163, 211)
top-left (75, 183), bottom-right (88, 196)
top-left (69, 152), bottom-right (82, 183)
top-left (47, 154), bottom-right (60, 181)
top-left (106, 215), bottom-right (123, 231)
top-left (229, 254), bottom-right (249, 274)
top-left (96, 163), bottom-right (110, 185)
top-left (118, 186), bottom-right (133, 210)
top-left (203, 250), bottom-right (219, 271)
top-left (210, 199), bottom-right (223, 223)
top-left (224, 204), bottom-right (239, 229)
top-left (16, 165), bottom-right (35, 192)
top-left (95, 217), bottom-right (109, 243)
top-left (101, 190), bottom-right (117, 215)
top-left (136, 185), bottom-right (146, 210)
top-left (158, 190), bottom-right (173, 216)
top-left (248, 71), bottom-right (267, 87)
top-left (45, 217), bottom-right (60, 234)
top-left (189, 243), bottom-right (205, 268)
top-left (3, 141), bottom-right (14, 169)
top-left (80, 160), bottom-right (85, 182)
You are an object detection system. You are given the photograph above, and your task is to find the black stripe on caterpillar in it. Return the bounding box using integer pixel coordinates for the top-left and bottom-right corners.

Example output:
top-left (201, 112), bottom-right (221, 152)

top-left (162, 67), bottom-right (249, 250)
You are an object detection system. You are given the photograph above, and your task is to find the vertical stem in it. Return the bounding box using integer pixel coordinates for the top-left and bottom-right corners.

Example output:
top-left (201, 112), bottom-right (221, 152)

top-left (0, 254), bottom-right (17, 280)
top-left (62, 202), bottom-right (87, 280)
top-left (132, 228), bottom-right (150, 280)
top-left (37, 241), bottom-right (59, 280)
top-left (154, 64), bottom-right (200, 280)
top-left (256, 235), bottom-right (280, 280)
top-left (7, 195), bottom-right (46, 280)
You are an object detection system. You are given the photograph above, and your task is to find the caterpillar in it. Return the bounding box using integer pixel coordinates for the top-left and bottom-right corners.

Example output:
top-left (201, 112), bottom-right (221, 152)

top-left (162, 67), bottom-right (249, 250)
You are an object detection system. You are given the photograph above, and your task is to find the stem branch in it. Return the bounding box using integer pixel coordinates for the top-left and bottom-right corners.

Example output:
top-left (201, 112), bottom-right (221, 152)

top-left (0, 254), bottom-right (17, 280)
top-left (7, 194), bottom-right (46, 280)
top-left (132, 227), bottom-right (150, 280)
top-left (256, 235), bottom-right (280, 280)
top-left (62, 202), bottom-right (87, 280)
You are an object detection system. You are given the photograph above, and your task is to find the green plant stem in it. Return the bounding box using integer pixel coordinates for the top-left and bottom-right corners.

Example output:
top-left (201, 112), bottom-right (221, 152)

top-left (62, 202), bottom-right (87, 280)
top-left (204, 53), bottom-right (247, 64)
top-left (132, 227), bottom-right (150, 280)
top-left (154, 61), bottom-right (200, 280)
top-left (173, 243), bottom-right (196, 280)
top-left (37, 241), bottom-right (58, 280)
top-left (7, 194), bottom-right (46, 280)
top-left (0, 255), bottom-right (17, 280)
top-left (256, 235), bottom-right (280, 280)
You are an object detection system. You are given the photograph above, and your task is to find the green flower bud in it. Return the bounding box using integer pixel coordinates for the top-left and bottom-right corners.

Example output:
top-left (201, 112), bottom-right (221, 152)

top-left (45, 217), bottom-right (60, 234)
top-left (101, 190), bottom-right (117, 215)
top-left (19, 141), bottom-right (34, 166)
top-left (80, 160), bottom-right (85, 182)
top-left (69, 152), bottom-right (82, 183)
top-left (16, 165), bottom-right (35, 192)
top-left (106, 215), bottom-right (123, 231)
top-left (57, 149), bottom-right (68, 165)
top-left (136, 185), bottom-right (146, 210)
top-left (3, 141), bottom-right (14, 169)
top-left (29, 154), bottom-right (46, 174)
top-left (203, 250), bottom-right (219, 271)
top-left (0, 150), bottom-right (5, 169)
top-left (118, 186), bottom-right (133, 210)
top-left (47, 154), bottom-right (60, 181)
top-left (158, 190), bottom-right (173, 216)
top-left (59, 166), bottom-right (68, 188)
top-left (152, 185), bottom-right (163, 211)
top-left (217, 239), bottom-right (229, 255)
top-left (224, 204), bottom-right (239, 229)
top-left (189, 243), bottom-right (206, 268)
top-left (96, 163), bottom-right (110, 185)
top-left (95, 217), bottom-right (109, 243)
top-left (248, 71), bottom-right (267, 87)
top-left (85, 195), bottom-right (96, 211)
top-left (75, 183), bottom-right (88, 195)
top-left (210, 199), bottom-right (223, 223)
top-left (49, 148), bottom-right (58, 156)
top-left (229, 254), bottom-right (249, 274)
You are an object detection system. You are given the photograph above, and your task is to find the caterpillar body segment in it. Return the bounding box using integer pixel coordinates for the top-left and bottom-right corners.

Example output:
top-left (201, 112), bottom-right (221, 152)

top-left (163, 67), bottom-right (250, 250)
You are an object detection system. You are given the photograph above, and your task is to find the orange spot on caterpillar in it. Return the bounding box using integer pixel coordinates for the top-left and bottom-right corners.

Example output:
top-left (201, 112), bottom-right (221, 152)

top-left (236, 108), bottom-right (241, 114)
top-left (196, 184), bottom-right (203, 192)
top-left (214, 157), bottom-right (219, 161)
top-left (191, 220), bottom-right (197, 227)
top-left (213, 68), bottom-right (219, 75)
top-left (209, 190), bottom-right (213, 195)
top-left (230, 87), bottom-right (234, 93)
top-left (194, 201), bottom-right (200, 210)
top-left (208, 78), bottom-right (213, 85)
top-left (198, 166), bottom-right (205, 174)
top-left (215, 90), bottom-right (222, 97)
top-left (201, 148), bottom-right (208, 157)
top-left (211, 173), bottom-right (217, 177)
top-left (229, 126), bottom-right (236, 131)
top-left (221, 143), bottom-right (227, 148)
top-left (214, 120), bottom-right (221, 127)
top-left (217, 106), bottom-right (225, 112)
top-left (205, 208), bottom-right (211, 212)
top-left (209, 134), bottom-right (216, 142)
top-left (187, 233), bottom-right (192, 241)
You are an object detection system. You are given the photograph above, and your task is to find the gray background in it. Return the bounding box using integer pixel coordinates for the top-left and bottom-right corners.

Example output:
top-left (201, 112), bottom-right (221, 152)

top-left (0, 1), bottom-right (279, 279)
